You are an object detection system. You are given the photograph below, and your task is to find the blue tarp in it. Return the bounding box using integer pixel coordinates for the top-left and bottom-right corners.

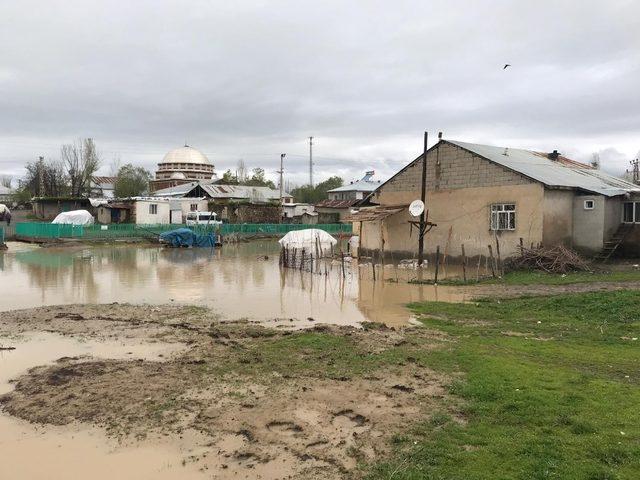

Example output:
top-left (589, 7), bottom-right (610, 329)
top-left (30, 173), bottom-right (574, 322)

top-left (159, 228), bottom-right (216, 248)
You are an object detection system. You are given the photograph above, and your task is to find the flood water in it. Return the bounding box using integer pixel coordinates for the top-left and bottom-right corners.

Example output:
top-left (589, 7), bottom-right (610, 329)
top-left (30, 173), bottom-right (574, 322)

top-left (0, 241), bottom-right (469, 327)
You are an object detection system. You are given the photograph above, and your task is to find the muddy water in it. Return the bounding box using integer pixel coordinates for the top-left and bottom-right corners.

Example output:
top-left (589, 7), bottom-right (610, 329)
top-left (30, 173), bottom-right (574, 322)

top-left (0, 241), bottom-right (468, 326)
top-left (0, 332), bottom-right (207, 479)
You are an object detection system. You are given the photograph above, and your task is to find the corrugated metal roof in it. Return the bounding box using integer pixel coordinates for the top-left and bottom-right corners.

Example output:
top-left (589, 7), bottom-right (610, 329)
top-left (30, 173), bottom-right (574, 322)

top-left (344, 205), bottom-right (407, 222)
top-left (201, 184), bottom-right (292, 201)
top-left (448, 140), bottom-right (640, 197)
top-left (316, 199), bottom-right (361, 208)
top-left (328, 172), bottom-right (382, 193)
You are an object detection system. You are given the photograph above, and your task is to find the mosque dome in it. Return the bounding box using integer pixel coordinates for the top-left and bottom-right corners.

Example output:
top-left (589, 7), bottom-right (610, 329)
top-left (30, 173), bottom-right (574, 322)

top-left (161, 145), bottom-right (211, 165)
top-left (169, 171), bottom-right (187, 180)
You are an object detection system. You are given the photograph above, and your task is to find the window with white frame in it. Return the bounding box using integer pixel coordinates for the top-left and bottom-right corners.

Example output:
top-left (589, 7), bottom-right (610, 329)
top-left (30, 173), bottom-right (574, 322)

top-left (623, 202), bottom-right (640, 223)
top-left (490, 203), bottom-right (516, 231)
top-left (584, 200), bottom-right (595, 210)
top-left (149, 204), bottom-right (158, 215)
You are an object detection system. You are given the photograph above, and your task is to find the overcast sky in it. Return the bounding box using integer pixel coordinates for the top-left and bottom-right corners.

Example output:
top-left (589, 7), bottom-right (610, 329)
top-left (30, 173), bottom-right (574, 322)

top-left (0, 0), bottom-right (639, 187)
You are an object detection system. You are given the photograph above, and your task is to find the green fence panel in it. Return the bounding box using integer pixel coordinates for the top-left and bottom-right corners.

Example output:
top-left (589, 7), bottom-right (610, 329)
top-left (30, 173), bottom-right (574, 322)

top-left (0, 227), bottom-right (4, 244)
top-left (14, 222), bottom-right (352, 240)
top-left (15, 223), bottom-right (83, 239)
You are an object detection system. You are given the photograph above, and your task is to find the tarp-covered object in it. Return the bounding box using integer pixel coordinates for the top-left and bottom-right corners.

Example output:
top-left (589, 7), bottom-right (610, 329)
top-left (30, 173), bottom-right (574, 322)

top-left (0, 204), bottom-right (10, 215)
top-left (159, 228), bottom-right (216, 248)
top-left (278, 228), bottom-right (337, 249)
top-left (51, 210), bottom-right (94, 225)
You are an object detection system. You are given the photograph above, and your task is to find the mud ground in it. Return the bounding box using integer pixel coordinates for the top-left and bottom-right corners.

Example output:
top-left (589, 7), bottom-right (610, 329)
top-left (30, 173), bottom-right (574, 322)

top-left (0, 304), bottom-right (451, 479)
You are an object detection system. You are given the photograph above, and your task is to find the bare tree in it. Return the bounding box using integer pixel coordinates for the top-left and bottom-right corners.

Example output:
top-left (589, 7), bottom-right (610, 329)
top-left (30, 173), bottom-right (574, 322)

top-left (590, 152), bottom-right (600, 169)
top-left (236, 159), bottom-right (247, 183)
top-left (109, 154), bottom-right (122, 177)
top-left (61, 138), bottom-right (101, 197)
top-left (0, 175), bottom-right (12, 189)
top-left (21, 157), bottom-right (68, 197)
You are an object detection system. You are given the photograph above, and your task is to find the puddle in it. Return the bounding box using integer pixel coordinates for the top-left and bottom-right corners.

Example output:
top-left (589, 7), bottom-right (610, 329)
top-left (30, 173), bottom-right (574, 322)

top-left (0, 332), bottom-right (205, 480)
top-left (0, 241), bottom-right (469, 327)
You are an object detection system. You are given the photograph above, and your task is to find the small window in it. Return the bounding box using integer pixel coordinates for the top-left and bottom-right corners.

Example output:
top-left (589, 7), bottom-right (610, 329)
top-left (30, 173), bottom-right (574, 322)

top-left (190, 203), bottom-right (198, 212)
top-left (149, 204), bottom-right (158, 215)
top-left (490, 203), bottom-right (516, 231)
top-left (624, 202), bottom-right (635, 223)
top-left (584, 200), bottom-right (594, 210)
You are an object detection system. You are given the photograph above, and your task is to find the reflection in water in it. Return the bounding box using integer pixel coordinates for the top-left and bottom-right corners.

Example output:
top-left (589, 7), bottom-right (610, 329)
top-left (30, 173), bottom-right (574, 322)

top-left (0, 242), bottom-right (468, 326)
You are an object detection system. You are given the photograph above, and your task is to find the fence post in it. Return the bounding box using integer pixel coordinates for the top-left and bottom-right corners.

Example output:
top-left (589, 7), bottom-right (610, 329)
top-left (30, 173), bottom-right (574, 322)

top-left (488, 245), bottom-right (496, 278)
top-left (434, 245), bottom-right (440, 283)
top-left (461, 244), bottom-right (467, 282)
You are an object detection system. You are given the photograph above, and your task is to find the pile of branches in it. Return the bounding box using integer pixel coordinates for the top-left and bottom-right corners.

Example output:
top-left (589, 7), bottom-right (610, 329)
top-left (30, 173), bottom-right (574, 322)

top-left (508, 244), bottom-right (592, 273)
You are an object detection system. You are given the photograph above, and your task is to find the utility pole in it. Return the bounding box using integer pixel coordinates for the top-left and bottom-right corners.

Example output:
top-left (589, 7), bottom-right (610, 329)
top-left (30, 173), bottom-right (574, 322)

top-left (38, 156), bottom-right (45, 197)
top-left (630, 158), bottom-right (640, 185)
top-left (279, 153), bottom-right (286, 223)
top-left (417, 132), bottom-right (428, 266)
top-left (309, 136), bottom-right (314, 187)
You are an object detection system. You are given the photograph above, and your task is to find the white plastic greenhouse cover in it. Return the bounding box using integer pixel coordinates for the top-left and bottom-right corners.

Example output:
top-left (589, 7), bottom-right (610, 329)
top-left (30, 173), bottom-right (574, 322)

top-left (51, 210), bottom-right (95, 225)
top-left (278, 229), bottom-right (338, 249)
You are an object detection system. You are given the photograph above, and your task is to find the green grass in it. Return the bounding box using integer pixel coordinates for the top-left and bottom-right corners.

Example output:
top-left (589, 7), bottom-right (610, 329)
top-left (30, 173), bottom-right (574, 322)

top-left (367, 291), bottom-right (640, 479)
top-left (433, 269), bottom-right (640, 286)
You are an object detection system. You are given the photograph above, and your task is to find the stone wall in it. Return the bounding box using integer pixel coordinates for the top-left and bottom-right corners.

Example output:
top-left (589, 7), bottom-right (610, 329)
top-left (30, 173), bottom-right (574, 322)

top-left (209, 203), bottom-right (280, 223)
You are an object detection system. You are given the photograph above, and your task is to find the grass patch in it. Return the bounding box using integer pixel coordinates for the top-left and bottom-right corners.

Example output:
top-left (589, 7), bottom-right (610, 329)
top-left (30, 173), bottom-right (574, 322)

top-left (433, 269), bottom-right (640, 286)
top-left (366, 291), bottom-right (640, 479)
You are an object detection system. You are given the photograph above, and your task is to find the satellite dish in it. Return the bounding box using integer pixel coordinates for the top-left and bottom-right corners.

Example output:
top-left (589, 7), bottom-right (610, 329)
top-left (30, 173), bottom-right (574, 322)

top-left (409, 200), bottom-right (425, 217)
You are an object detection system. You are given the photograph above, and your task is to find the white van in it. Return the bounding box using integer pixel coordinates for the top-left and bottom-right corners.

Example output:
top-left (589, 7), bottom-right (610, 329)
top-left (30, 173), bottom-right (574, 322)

top-left (185, 211), bottom-right (222, 226)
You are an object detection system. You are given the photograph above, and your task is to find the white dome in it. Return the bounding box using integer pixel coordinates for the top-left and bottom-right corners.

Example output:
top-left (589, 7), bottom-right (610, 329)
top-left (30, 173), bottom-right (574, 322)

top-left (170, 172), bottom-right (187, 180)
top-left (161, 146), bottom-right (210, 165)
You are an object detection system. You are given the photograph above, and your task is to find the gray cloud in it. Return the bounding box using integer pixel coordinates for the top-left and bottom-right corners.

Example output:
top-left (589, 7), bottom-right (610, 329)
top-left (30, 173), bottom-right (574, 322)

top-left (0, 0), bottom-right (639, 186)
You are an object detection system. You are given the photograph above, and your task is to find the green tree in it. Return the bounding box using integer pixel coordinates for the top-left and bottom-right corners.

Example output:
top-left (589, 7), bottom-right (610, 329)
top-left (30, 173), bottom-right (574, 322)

top-left (245, 168), bottom-right (276, 189)
top-left (221, 169), bottom-right (239, 184)
top-left (291, 176), bottom-right (343, 203)
top-left (114, 164), bottom-right (152, 198)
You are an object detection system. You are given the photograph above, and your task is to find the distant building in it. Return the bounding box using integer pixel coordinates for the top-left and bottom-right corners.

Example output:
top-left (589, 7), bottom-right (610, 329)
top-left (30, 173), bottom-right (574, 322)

top-left (90, 176), bottom-right (117, 198)
top-left (282, 203), bottom-right (318, 224)
top-left (153, 180), bottom-right (292, 204)
top-left (149, 145), bottom-right (216, 192)
top-left (96, 197), bottom-right (209, 225)
top-left (327, 171), bottom-right (381, 201)
top-left (0, 185), bottom-right (15, 204)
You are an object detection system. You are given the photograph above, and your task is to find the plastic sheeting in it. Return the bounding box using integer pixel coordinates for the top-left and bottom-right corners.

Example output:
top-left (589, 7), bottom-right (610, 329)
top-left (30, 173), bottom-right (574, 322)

top-left (0, 204), bottom-right (9, 215)
top-left (51, 210), bottom-right (95, 225)
top-left (159, 228), bottom-right (216, 248)
top-left (278, 228), bottom-right (337, 249)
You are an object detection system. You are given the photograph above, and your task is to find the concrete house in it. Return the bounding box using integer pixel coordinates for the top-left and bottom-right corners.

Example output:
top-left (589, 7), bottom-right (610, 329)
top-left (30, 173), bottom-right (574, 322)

top-left (316, 171), bottom-right (381, 222)
top-left (351, 139), bottom-right (640, 260)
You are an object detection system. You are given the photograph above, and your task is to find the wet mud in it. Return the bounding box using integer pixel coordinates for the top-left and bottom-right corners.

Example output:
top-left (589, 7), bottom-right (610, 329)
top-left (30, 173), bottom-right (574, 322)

top-left (0, 304), bottom-right (451, 479)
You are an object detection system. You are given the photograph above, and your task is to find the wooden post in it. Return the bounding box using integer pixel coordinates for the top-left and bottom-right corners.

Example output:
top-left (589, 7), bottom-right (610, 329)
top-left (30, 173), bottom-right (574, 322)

top-left (418, 131), bottom-right (428, 266)
top-left (495, 236), bottom-right (502, 277)
top-left (434, 245), bottom-right (440, 283)
top-left (300, 248), bottom-right (305, 271)
top-left (488, 245), bottom-right (496, 278)
top-left (461, 244), bottom-right (467, 282)
top-left (519, 237), bottom-right (524, 255)
top-left (476, 254), bottom-right (481, 282)
top-left (371, 252), bottom-right (376, 281)
top-left (341, 252), bottom-right (346, 278)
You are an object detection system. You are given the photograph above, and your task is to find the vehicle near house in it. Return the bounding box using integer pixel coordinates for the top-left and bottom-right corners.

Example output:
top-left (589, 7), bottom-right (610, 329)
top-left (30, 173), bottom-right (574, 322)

top-left (349, 138), bottom-right (640, 261)
top-left (185, 211), bottom-right (222, 226)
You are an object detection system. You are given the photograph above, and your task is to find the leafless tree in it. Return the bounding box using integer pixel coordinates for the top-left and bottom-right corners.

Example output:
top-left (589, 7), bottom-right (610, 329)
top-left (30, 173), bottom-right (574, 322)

top-left (61, 138), bottom-right (101, 197)
top-left (109, 154), bottom-right (122, 177)
top-left (590, 152), bottom-right (600, 169)
top-left (0, 175), bottom-right (12, 189)
top-left (236, 159), bottom-right (247, 183)
top-left (21, 157), bottom-right (68, 197)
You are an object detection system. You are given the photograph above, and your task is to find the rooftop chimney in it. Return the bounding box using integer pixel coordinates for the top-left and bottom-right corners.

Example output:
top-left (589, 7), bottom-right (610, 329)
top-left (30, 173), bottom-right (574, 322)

top-left (548, 150), bottom-right (560, 161)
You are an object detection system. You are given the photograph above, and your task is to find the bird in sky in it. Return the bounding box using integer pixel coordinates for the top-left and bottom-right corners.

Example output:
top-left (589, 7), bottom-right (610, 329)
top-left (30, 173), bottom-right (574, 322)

top-left (503, 64), bottom-right (511, 69)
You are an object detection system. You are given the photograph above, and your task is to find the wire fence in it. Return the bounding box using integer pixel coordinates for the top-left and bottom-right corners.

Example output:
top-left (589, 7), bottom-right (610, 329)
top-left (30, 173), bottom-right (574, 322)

top-left (14, 222), bottom-right (352, 240)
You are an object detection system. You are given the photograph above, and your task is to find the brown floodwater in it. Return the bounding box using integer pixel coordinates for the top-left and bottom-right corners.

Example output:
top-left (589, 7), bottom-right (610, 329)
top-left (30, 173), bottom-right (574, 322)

top-left (0, 241), bottom-right (469, 327)
top-left (0, 331), bottom-right (206, 480)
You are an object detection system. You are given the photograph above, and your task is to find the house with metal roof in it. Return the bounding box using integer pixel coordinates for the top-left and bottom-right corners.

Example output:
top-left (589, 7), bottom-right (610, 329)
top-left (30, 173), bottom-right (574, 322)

top-left (351, 139), bottom-right (640, 260)
top-left (154, 180), bottom-right (292, 204)
top-left (316, 171), bottom-right (382, 222)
